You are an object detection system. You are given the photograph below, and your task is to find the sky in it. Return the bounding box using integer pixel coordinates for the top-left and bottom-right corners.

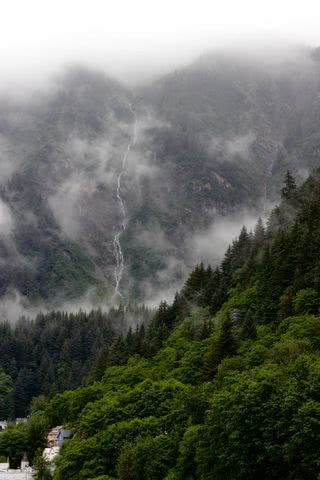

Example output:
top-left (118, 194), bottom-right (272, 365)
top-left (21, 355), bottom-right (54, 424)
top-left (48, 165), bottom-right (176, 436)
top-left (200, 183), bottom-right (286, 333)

top-left (1, 0), bottom-right (320, 86)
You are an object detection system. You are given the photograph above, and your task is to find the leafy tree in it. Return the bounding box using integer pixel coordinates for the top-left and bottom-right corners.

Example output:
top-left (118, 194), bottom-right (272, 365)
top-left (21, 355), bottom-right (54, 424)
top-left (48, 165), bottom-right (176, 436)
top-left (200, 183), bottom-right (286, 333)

top-left (32, 449), bottom-right (52, 480)
top-left (117, 434), bottom-right (177, 480)
top-left (0, 369), bottom-right (14, 420)
top-left (293, 288), bottom-right (320, 315)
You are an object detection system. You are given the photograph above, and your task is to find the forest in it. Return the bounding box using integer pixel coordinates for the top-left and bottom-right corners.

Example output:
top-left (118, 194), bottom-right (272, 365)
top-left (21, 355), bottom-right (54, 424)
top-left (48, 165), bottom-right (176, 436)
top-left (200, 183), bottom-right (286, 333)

top-left (1, 169), bottom-right (320, 479)
top-left (0, 305), bottom-right (152, 418)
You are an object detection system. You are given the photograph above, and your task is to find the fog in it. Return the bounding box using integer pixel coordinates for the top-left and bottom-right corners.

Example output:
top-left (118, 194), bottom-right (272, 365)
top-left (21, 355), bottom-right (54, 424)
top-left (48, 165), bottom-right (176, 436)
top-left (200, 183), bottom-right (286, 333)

top-left (208, 132), bottom-right (256, 162)
top-left (0, 0), bottom-right (319, 321)
top-left (1, 0), bottom-right (320, 89)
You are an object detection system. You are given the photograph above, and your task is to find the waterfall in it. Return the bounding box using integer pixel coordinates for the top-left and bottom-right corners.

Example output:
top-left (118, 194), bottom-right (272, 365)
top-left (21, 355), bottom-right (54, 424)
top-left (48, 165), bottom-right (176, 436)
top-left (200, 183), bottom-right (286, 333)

top-left (112, 103), bottom-right (137, 298)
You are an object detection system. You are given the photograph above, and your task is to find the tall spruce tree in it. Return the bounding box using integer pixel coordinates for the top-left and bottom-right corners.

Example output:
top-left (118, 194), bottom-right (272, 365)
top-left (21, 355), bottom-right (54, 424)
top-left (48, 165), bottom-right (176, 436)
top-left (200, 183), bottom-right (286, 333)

top-left (203, 317), bottom-right (237, 379)
top-left (241, 309), bottom-right (257, 340)
top-left (281, 170), bottom-right (297, 200)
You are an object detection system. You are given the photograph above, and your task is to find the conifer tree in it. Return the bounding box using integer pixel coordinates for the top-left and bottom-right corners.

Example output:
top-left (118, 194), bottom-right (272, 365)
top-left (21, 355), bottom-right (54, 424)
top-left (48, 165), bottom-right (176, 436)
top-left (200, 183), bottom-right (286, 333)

top-left (281, 170), bottom-right (297, 200)
top-left (253, 217), bottom-right (265, 248)
top-left (183, 262), bottom-right (208, 303)
top-left (203, 317), bottom-right (237, 379)
top-left (241, 309), bottom-right (257, 340)
top-left (200, 319), bottom-right (210, 340)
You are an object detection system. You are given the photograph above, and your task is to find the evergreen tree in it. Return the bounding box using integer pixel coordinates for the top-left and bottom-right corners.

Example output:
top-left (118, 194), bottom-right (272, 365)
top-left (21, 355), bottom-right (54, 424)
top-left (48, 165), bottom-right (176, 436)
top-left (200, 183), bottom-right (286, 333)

top-left (281, 170), bottom-right (297, 200)
top-left (203, 317), bottom-right (237, 379)
top-left (241, 309), bottom-right (257, 340)
top-left (200, 319), bottom-right (210, 340)
top-left (0, 369), bottom-right (14, 420)
top-left (183, 263), bottom-right (209, 304)
top-left (253, 217), bottom-right (265, 250)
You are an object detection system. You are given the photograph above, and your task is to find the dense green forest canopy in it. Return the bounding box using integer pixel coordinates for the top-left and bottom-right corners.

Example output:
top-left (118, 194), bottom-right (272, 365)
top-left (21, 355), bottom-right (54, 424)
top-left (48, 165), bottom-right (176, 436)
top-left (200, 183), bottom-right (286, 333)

top-left (1, 170), bottom-right (320, 479)
top-left (0, 305), bottom-right (152, 418)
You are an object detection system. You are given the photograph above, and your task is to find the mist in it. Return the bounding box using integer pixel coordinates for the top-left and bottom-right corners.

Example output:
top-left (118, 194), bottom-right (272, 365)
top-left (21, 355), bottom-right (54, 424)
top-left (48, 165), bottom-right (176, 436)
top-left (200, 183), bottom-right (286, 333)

top-left (0, 1), bottom-right (319, 322)
top-left (0, 0), bottom-right (320, 91)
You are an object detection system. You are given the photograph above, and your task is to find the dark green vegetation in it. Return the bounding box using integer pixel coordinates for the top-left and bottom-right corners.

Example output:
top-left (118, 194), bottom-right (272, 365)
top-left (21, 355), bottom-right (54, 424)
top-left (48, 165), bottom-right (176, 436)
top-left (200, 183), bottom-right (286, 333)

top-left (2, 170), bottom-right (320, 478)
top-left (2, 48), bottom-right (320, 302)
top-left (0, 305), bottom-right (152, 418)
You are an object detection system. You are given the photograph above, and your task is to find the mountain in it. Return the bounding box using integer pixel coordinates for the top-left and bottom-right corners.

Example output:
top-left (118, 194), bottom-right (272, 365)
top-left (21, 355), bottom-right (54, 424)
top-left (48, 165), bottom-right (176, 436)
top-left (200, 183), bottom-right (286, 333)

top-left (0, 67), bottom-right (132, 304)
top-left (2, 167), bottom-right (320, 478)
top-left (1, 48), bottom-right (320, 308)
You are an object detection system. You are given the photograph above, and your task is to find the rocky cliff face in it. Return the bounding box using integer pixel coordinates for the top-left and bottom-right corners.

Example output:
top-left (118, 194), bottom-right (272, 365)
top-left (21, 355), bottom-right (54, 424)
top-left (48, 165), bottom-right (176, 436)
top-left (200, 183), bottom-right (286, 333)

top-left (1, 49), bottom-right (320, 306)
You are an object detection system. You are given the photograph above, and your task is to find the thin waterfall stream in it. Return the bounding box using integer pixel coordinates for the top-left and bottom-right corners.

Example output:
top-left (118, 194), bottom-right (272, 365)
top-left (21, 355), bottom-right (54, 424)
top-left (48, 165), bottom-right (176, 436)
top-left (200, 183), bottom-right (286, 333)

top-left (112, 103), bottom-right (137, 298)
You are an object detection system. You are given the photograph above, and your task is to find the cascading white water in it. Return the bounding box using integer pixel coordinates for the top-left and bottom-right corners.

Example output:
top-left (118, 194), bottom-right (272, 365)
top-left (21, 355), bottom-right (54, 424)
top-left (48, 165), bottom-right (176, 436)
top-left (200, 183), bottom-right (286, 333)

top-left (112, 103), bottom-right (137, 298)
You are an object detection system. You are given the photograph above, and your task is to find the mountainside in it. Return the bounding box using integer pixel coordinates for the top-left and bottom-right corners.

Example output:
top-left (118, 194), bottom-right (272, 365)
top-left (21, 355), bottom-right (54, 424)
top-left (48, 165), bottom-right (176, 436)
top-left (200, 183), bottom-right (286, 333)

top-left (2, 168), bottom-right (320, 479)
top-left (0, 304), bottom-right (152, 418)
top-left (1, 48), bottom-right (320, 308)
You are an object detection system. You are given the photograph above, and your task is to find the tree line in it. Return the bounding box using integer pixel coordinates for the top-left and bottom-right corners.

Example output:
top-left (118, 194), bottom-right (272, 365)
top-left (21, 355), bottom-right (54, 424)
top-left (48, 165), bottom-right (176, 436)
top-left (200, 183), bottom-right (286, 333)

top-left (2, 170), bottom-right (320, 479)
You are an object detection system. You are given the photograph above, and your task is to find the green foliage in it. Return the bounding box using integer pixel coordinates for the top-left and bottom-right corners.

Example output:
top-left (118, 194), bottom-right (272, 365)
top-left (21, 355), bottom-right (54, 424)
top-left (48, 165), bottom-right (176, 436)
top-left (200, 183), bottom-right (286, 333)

top-left (3, 310), bottom-right (320, 479)
top-left (0, 424), bottom-right (28, 467)
top-left (203, 317), bottom-right (237, 379)
top-left (293, 288), bottom-right (320, 314)
top-left (4, 169), bottom-right (320, 478)
top-left (241, 309), bottom-right (257, 340)
top-left (0, 305), bottom-right (152, 417)
top-left (117, 434), bottom-right (178, 480)
top-left (0, 369), bottom-right (14, 419)
top-left (33, 449), bottom-right (53, 480)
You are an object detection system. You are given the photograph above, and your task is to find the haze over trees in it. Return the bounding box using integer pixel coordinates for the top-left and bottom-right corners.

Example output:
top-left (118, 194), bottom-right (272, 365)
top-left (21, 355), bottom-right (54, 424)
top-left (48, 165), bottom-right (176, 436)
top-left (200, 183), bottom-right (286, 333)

top-left (1, 170), bottom-right (320, 478)
top-left (0, 305), bottom-right (152, 418)
top-left (1, 0), bottom-right (320, 478)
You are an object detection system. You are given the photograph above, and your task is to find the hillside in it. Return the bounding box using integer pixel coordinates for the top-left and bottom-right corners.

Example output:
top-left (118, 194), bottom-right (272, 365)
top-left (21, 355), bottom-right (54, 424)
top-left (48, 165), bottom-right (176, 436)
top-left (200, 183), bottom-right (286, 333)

top-left (2, 169), bottom-right (320, 479)
top-left (0, 304), bottom-right (152, 419)
top-left (1, 48), bottom-right (320, 306)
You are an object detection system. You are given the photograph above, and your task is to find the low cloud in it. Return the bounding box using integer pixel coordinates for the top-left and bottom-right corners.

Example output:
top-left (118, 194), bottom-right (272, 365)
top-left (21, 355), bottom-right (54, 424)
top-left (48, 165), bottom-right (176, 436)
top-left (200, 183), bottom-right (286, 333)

top-left (0, 287), bottom-right (105, 325)
top-left (188, 210), bottom-right (261, 266)
top-left (0, 134), bottom-right (22, 185)
top-left (296, 167), bottom-right (310, 183)
top-left (0, 289), bottom-right (44, 324)
top-left (208, 132), bottom-right (256, 161)
top-left (48, 173), bottom-right (87, 239)
top-left (48, 135), bottom-right (117, 240)
top-left (137, 225), bottom-right (172, 253)
top-left (143, 256), bottom-right (187, 307)
top-left (0, 199), bottom-right (14, 236)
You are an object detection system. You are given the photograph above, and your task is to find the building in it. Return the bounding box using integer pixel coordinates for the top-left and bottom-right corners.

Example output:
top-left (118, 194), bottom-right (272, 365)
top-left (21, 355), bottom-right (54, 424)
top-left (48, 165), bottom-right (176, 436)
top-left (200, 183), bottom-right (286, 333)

top-left (43, 426), bottom-right (72, 467)
top-left (47, 426), bottom-right (61, 447)
top-left (15, 418), bottom-right (27, 425)
top-left (0, 470), bottom-right (33, 480)
top-left (0, 456), bottom-right (33, 479)
top-left (0, 421), bottom-right (7, 431)
top-left (47, 426), bottom-right (71, 448)
top-left (43, 446), bottom-right (60, 463)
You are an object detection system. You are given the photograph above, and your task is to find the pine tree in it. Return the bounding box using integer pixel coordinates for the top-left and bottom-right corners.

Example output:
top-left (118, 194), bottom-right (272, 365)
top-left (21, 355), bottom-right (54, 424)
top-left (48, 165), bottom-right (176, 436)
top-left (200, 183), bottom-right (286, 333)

top-left (253, 217), bottom-right (265, 249)
top-left (183, 263), bottom-right (208, 303)
top-left (109, 336), bottom-right (128, 365)
top-left (172, 291), bottom-right (190, 320)
top-left (125, 327), bottom-right (135, 355)
top-left (203, 317), bottom-right (237, 379)
top-left (200, 319), bottom-right (210, 340)
top-left (241, 309), bottom-right (257, 340)
top-left (281, 170), bottom-right (297, 200)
